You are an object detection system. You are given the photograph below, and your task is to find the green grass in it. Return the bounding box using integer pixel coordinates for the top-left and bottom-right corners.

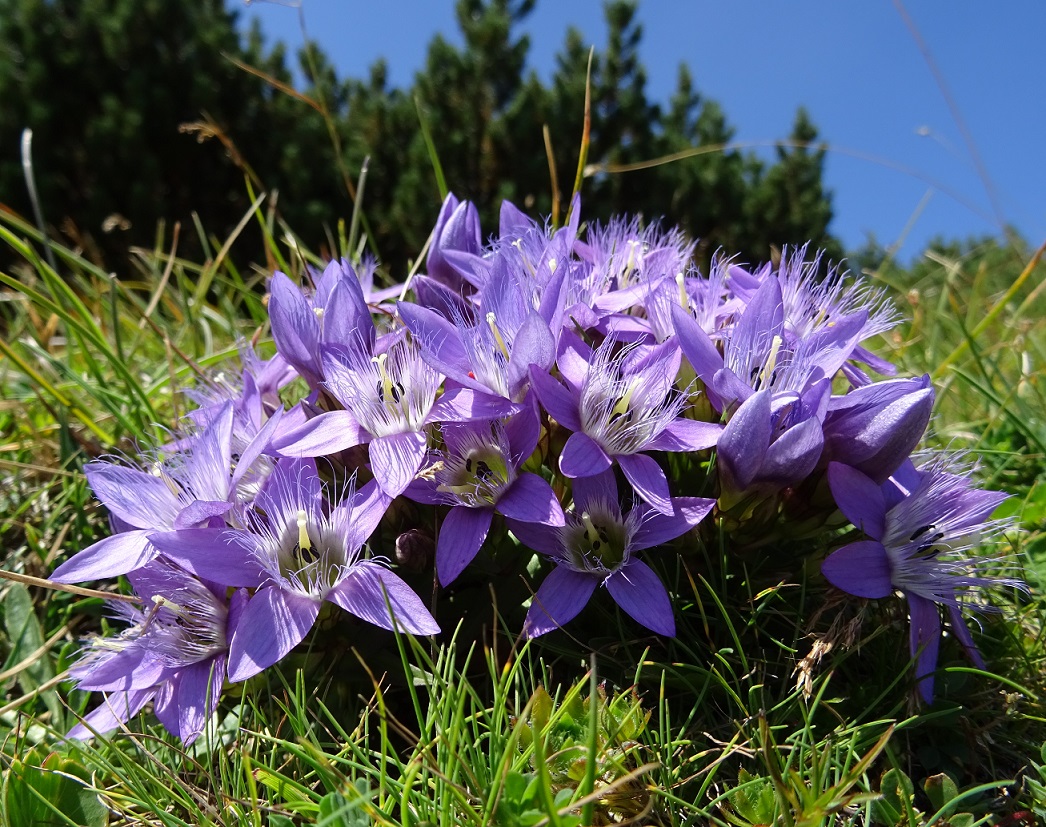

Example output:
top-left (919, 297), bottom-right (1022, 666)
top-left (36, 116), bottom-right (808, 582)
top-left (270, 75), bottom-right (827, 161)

top-left (3, 198), bottom-right (1046, 826)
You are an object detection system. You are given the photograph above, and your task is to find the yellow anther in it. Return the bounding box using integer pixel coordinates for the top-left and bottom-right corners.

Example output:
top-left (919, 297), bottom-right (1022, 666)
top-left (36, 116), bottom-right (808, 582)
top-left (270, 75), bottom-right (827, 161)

top-left (486, 312), bottom-right (510, 360)
top-left (296, 509), bottom-right (311, 552)
top-left (676, 272), bottom-right (688, 311)
top-left (759, 335), bottom-right (784, 389)
top-left (372, 353), bottom-right (395, 404)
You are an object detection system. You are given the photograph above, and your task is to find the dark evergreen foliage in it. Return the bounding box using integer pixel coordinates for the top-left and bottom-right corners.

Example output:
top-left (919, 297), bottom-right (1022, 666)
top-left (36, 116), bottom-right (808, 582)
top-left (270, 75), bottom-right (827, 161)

top-left (0, 0), bottom-right (840, 274)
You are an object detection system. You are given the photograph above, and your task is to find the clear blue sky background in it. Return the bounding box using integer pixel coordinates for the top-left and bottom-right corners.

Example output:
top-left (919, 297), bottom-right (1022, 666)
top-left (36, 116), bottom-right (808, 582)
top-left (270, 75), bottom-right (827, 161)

top-left (238, 1), bottom-right (1045, 263)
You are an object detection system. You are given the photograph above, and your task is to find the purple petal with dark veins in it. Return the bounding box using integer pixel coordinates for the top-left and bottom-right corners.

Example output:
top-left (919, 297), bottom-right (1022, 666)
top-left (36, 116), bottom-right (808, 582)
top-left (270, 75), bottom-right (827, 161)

top-left (507, 312), bottom-right (556, 397)
top-left (398, 302), bottom-right (476, 388)
top-left (529, 367), bottom-right (582, 431)
top-left (323, 274), bottom-right (373, 353)
top-left (328, 562), bottom-right (440, 634)
top-left (228, 588), bottom-right (319, 682)
top-left (498, 473), bottom-right (565, 526)
top-left (618, 452), bottom-right (673, 514)
top-left (555, 330), bottom-right (594, 393)
top-left (571, 469), bottom-right (619, 513)
top-left (523, 566), bottom-right (598, 637)
top-left (269, 271), bottom-right (320, 382)
top-left (559, 432), bottom-right (613, 478)
top-left (370, 431), bottom-right (428, 498)
top-left (606, 559), bottom-right (675, 636)
top-left (827, 462), bottom-right (887, 539)
top-left (821, 540), bottom-right (892, 598)
top-left (339, 479), bottom-right (393, 551)
top-left (631, 497), bottom-right (715, 550)
top-left (51, 531), bottom-right (155, 583)
top-left (436, 506), bottom-right (494, 586)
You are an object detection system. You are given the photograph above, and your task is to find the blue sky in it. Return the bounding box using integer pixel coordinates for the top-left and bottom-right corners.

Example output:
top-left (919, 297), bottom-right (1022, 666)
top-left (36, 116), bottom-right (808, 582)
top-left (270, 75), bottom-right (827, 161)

top-left (238, 1), bottom-right (1045, 263)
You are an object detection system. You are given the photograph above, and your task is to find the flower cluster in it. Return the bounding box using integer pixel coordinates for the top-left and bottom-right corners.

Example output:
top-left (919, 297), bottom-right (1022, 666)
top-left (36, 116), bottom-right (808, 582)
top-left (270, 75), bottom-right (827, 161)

top-left (55, 194), bottom-right (1020, 742)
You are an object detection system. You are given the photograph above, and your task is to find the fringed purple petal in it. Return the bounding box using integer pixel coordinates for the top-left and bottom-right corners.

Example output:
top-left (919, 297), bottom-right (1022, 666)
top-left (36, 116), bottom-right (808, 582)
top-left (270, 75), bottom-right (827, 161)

top-left (339, 479), bottom-right (392, 551)
top-left (436, 506), bottom-right (493, 586)
top-left (821, 540), bottom-right (893, 598)
top-left (227, 588), bottom-right (319, 682)
top-left (524, 566), bottom-right (598, 638)
top-left (328, 563), bottom-right (439, 634)
top-left (606, 559), bottom-right (675, 636)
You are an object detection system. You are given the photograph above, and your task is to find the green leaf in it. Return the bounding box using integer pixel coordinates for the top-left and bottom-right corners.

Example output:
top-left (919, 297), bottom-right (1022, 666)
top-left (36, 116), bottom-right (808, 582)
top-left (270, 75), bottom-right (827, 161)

top-left (1, 752), bottom-right (108, 827)
top-left (727, 769), bottom-right (778, 825)
top-left (1, 582), bottom-right (61, 724)
top-left (317, 790), bottom-right (371, 826)
top-left (923, 773), bottom-right (959, 812)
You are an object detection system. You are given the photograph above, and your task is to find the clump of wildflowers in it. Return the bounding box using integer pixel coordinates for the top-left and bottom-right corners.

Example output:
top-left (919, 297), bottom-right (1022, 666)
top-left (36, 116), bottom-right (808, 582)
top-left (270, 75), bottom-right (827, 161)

top-left (51, 192), bottom-right (1024, 742)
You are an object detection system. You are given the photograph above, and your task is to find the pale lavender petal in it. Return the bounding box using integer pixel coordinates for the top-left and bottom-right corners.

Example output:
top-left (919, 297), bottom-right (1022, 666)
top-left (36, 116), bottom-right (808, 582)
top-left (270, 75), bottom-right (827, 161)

top-left (51, 531), bottom-right (155, 583)
top-left (555, 331), bottom-right (593, 393)
top-left (74, 649), bottom-right (166, 692)
top-left (645, 418), bottom-right (722, 452)
top-left (529, 367), bottom-right (582, 431)
top-left (67, 688), bottom-right (156, 740)
top-left (524, 566), bottom-right (598, 637)
top-left (85, 463), bottom-right (179, 529)
top-left (339, 479), bottom-right (392, 550)
top-left (670, 302), bottom-right (724, 390)
top-left (173, 658), bottom-right (223, 744)
top-left (506, 312), bottom-right (556, 396)
top-left (227, 588), bottom-right (319, 682)
top-left (908, 593), bottom-right (941, 704)
top-left (821, 540), bottom-right (892, 599)
top-left (504, 394), bottom-right (541, 459)
top-left (827, 462), bottom-right (887, 539)
top-left (436, 506), bottom-right (494, 586)
top-left (618, 453), bottom-right (673, 514)
top-left (429, 385), bottom-right (517, 423)
top-left (174, 500), bottom-right (233, 530)
top-left (631, 497), bottom-right (715, 550)
top-left (559, 432), bottom-right (612, 478)
top-left (269, 271), bottom-right (320, 382)
top-left (271, 410), bottom-right (367, 457)
top-left (606, 559), bottom-right (675, 636)
top-left (256, 457), bottom-right (323, 521)
top-left (230, 406), bottom-right (285, 488)
top-left (497, 473), bottom-right (565, 526)
top-left (323, 276), bottom-right (374, 352)
top-left (370, 431), bottom-right (428, 498)
top-left (148, 529), bottom-right (264, 587)
top-left (184, 402), bottom-right (234, 502)
top-left (398, 302), bottom-right (476, 388)
top-left (328, 563), bottom-right (439, 634)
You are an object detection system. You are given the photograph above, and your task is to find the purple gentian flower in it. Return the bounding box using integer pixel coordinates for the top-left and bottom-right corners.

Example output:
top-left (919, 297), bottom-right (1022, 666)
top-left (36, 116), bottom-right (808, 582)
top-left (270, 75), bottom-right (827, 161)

top-left (149, 458), bottom-right (439, 682)
top-left (52, 402), bottom-right (282, 583)
top-left (406, 403), bottom-right (564, 585)
top-left (68, 560), bottom-right (245, 744)
top-left (272, 336), bottom-right (514, 498)
top-left (822, 460), bottom-right (1021, 703)
top-left (268, 259), bottom-right (374, 388)
top-left (510, 471), bottom-right (715, 637)
top-left (530, 333), bottom-right (720, 514)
